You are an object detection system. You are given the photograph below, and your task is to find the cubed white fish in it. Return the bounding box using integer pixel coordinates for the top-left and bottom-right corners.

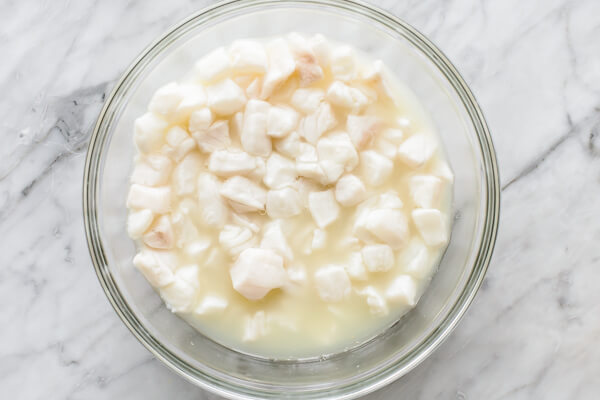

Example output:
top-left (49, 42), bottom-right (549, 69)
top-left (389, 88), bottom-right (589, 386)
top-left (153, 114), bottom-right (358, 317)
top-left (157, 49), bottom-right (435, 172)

top-left (410, 175), bottom-right (443, 208)
top-left (317, 132), bottom-right (358, 172)
top-left (365, 208), bottom-right (409, 250)
top-left (399, 238), bottom-right (432, 279)
top-left (194, 295), bottom-right (228, 315)
top-left (295, 177), bottom-right (324, 208)
top-left (127, 209), bottom-right (154, 239)
top-left (230, 248), bottom-right (287, 300)
top-left (134, 112), bottom-right (168, 153)
top-left (131, 154), bottom-right (173, 186)
top-left (173, 153), bottom-right (203, 196)
top-left (382, 128), bottom-right (404, 144)
top-left (245, 77), bottom-right (262, 99)
top-left (290, 88), bottom-right (325, 114)
top-left (267, 106), bottom-right (299, 138)
top-left (314, 264), bottom-right (351, 302)
top-left (206, 79), bottom-right (247, 115)
top-left (247, 156), bottom-right (266, 181)
top-left (298, 102), bottom-right (337, 144)
top-left (184, 238), bottom-right (211, 259)
top-left (361, 244), bottom-right (394, 272)
top-left (385, 275), bottom-right (417, 306)
top-left (411, 209), bottom-right (449, 246)
top-left (296, 161), bottom-right (327, 183)
top-left (357, 286), bottom-right (388, 316)
top-left (174, 84), bottom-right (207, 119)
top-left (308, 33), bottom-right (330, 66)
top-left (133, 249), bottom-right (175, 288)
top-left (345, 252), bottom-right (368, 281)
top-left (127, 184), bottom-right (171, 214)
top-left (334, 174), bottom-right (366, 207)
top-left (241, 99), bottom-right (272, 157)
top-left (330, 45), bottom-right (356, 81)
top-left (375, 137), bottom-right (397, 160)
top-left (319, 159), bottom-right (345, 184)
top-left (286, 263), bottom-right (308, 285)
top-left (274, 131), bottom-right (302, 158)
top-left (164, 126), bottom-right (196, 161)
top-left (220, 176), bottom-right (267, 212)
top-left (308, 190), bottom-right (340, 228)
top-left (261, 220), bottom-right (293, 261)
top-left (193, 120), bottom-right (231, 153)
top-left (261, 39), bottom-right (296, 99)
top-left (397, 134), bottom-right (437, 168)
top-left (377, 190), bottom-right (404, 209)
top-left (208, 149), bottom-right (257, 177)
top-left (326, 81), bottom-right (369, 112)
top-left (188, 107), bottom-right (214, 133)
top-left (148, 82), bottom-right (185, 116)
top-left (359, 150), bottom-right (393, 187)
top-left (231, 213), bottom-right (260, 233)
top-left (431, 158), bottom-right (455, 183)
top-left (347, 115), bottom-right (380, 150)
top-left (160, 275), bottom-right (197, 313)
top-left (229, 39), bottom-right (268, 74)
top-left (266, 187), bottom-right (302, 219)
top-left (263, 153), bottom-right (296, 189)
top-left (193, 46), bottom-right (231, 82)
top-left (197, 173), bottom-right (228, 228)
top-left (143, 215), bottom-right (175, 249)
top-left (219, 224), bottom-right (256, 256)
top-left (352, 205), bottom-right (377, 243)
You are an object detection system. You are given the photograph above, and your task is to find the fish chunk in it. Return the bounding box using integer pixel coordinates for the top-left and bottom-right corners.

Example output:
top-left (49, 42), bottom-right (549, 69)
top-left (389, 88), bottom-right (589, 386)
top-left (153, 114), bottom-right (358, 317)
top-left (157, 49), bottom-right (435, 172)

top-left (297, 102), bottom-right (337, 144)
top-left (359, 150), bottom-right (393, 187)
top-left (326, 81), bottom-right (369, 112)
top-left (188, 107), bottom-right (214, 133)
top-left (127, 184), bottom-right (171, 214)
top-left (241, 99), bottom-right (272, 157)
top-left (160, 268), bottom-right (199, 313)
top-left (208, 149), bottom-right (257, 177)
top-left (229, 39), bottom-right (268, 74)
top-left (317, 132), bottom-right (358, 172)
top-left (143, 215), bottom-right (175, 249)
top-left (194, 295), bottom-right (228, 315)
top-left (330, 45), bottom-right (356, 81)
top-left (206, 79), bottom-right (247, 115)
top-left (220, 176), bottom-right (267, 213)
top-left (193, 120), bottom-right (231, 153)
top-left (409, 175), bottom-right (443, 208)
top-left (274, 131), bottom-right (302, 158)
top-left (345, 252), bottom-right (368, 281)
top-left (397, 134), bottom-right (437, 168)
top-left (290, 88), bottom-right (325, 114)
top-left (314, 265), bottom-right (351, 302)
top-left (219, 225), bottom-right (257, 256)
top-left (261, 220), bottom-right (293, 261)
top-left (361, 244), bottom-right (394, 272)
top-left (148, 82), bottom-right (185, 116)
top-left (134, 112), bottom-right (168, 153)
top-left (197, 173), bottom-right (228, 228)
top-left (365, 208), bottom-right (409, 250)
top-left (411, 209), bottom-right (448, 246)
top-left (127, 209), bottom-right (154, 239)
top-left (131, 154), bottom-right (173, 186)
top-left (164, 126), bottom-right (196, 161)
top-left (133, 249), bottom-right (175, 288)
top-left (243, 310), bottom-right (268, 341)
top-left (357, 286), bottom-right (388, 316)
top-left (173, 153), bottom-right (203, 196)
top-left (335, 174), bottom-right (366, 207)
top-left (263, 153), bottom-right (297, 189)
top-left (385, 275), bottom-right (417, 306)
top-left (261, 38), bottom-right (296, 99)
top-left (193, 46), bottom-right (231, 82)
top-left (266, 187), bottom-right (302, 219)
top-left (399, 238), bottom-right (432, 279)
top-left (230, 248), bottom-right (287, 300)
top-left (347, 115), bottom-right (380, 150)
top-left (308, 190), bottom-right (340, 228)
top-left (267, 106), bottom-right (299, 138)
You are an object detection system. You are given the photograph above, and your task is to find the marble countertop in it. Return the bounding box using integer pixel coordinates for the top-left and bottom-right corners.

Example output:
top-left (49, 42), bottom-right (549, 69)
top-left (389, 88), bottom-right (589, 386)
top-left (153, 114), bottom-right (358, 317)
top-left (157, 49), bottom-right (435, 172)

top-left (2, 0), bottom-right (599, 398)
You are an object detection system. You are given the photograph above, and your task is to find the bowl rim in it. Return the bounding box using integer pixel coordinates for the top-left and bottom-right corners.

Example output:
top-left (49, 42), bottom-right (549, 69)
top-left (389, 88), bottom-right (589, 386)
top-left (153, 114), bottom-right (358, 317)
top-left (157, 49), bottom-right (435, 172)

top-left (83, 0), bottom-right (500, 398)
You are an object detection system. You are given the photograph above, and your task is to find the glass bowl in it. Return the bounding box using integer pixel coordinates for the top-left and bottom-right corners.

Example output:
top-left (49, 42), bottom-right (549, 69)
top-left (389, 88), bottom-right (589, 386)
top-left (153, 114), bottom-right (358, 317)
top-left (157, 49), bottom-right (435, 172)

top-left (83, 0), bottom-right (500, 398)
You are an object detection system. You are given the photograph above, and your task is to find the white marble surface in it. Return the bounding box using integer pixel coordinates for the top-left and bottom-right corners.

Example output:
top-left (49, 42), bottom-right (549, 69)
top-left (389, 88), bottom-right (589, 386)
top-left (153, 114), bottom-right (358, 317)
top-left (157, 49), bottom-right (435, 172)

top-left (1, 0), bottom-right (599, 398)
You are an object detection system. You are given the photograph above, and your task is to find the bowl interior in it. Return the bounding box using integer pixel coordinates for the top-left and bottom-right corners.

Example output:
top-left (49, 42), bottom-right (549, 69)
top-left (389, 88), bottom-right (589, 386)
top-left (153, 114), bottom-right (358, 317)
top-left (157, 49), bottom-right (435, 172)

top-left (89, 1), bottom-right (495, 398)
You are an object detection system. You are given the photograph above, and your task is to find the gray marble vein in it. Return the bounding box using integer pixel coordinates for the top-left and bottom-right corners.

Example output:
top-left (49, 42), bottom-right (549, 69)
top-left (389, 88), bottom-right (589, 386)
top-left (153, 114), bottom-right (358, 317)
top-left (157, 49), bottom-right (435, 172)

top-left (1, 0), bottom-right (599, 398)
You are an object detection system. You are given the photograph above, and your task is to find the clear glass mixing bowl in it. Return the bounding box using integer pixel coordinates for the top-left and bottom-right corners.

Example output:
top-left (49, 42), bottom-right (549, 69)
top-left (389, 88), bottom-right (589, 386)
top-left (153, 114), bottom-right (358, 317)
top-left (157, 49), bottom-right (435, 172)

top-left (83, 0), bottom-right (500, 398)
